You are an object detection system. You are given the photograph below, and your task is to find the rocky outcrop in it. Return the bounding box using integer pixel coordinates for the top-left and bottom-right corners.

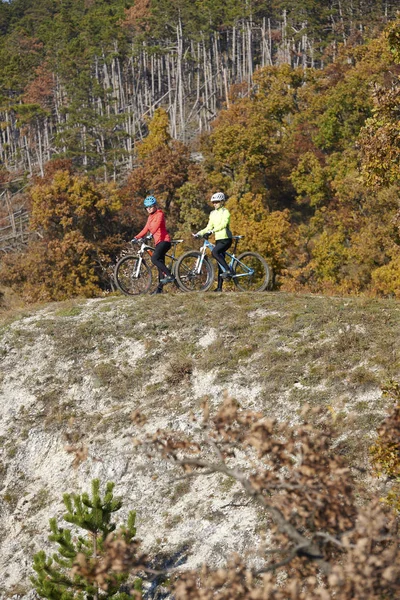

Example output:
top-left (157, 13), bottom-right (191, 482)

top-left (0, 292), bottom-right (396, 597)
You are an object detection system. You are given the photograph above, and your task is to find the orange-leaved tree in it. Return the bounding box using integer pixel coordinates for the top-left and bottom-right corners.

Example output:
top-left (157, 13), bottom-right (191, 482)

top-left (0, 170), bottom-right (124, 301)
top-left (359, 19), bottom-right (400, 188)
top-left (226, 193), bottom-right (294, 281)
top-left (124, 108), bottom-right (190, 222)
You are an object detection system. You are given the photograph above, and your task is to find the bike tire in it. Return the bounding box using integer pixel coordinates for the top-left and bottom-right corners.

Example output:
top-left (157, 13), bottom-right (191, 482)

top-left (114, 255), bottom-right (153, 296)
top-left (233, 252), bottom-right (270, 292)
top-left (175, 251), bottom-right (215, 292)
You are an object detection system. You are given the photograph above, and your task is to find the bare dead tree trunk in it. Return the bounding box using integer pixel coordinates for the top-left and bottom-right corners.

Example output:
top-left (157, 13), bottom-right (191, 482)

top-left (0, 10), bottom-right (377, 176)
top-left (232, 26), bottom-right (236, 79)
top-left (338, 0), bottom-right (347, 46)
top-left (223, 67), bottom-right (230, 108)
top-left (36, 123), bottom-right (44, 177)
top-left (177, 19), bottom-right (185, 139)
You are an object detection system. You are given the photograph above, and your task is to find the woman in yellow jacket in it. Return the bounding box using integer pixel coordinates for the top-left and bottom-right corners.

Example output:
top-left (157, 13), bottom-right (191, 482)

top-left (196, 192), bottom-right (233, 292)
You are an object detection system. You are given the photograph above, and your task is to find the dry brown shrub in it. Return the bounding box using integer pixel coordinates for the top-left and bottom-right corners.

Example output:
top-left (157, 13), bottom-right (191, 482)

top-left (136, 396), bottom-right (400, 599)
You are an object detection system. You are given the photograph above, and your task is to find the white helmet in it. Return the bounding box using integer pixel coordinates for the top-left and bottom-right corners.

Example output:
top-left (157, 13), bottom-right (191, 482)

top-left (211, 192), bottom-right (225, 203)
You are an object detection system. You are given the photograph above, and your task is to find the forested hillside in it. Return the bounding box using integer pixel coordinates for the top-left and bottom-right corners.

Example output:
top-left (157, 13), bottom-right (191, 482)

top-left (1, 1), bottom-right (400, 300)
top-left (0, 0), bottom-right (397, 175)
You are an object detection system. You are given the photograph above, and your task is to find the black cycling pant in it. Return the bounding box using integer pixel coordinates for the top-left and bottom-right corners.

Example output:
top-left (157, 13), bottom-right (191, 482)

top-left (151, 241), bottom-right (172, 285)
top-left (212, 238), bottom-right (232, 288)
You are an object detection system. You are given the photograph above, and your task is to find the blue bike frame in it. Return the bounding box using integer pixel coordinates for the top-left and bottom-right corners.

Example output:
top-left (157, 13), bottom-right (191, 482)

top-left (197, 237), bottom-right (255, 279)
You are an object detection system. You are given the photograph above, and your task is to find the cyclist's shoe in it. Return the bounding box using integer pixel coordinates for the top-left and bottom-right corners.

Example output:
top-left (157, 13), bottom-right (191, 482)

top-left (160, 275), bottom-right (175, 284)
top-left (213, 288), bottom-right (223, 292)
top-left (151, 287), bottom-right (163, 295)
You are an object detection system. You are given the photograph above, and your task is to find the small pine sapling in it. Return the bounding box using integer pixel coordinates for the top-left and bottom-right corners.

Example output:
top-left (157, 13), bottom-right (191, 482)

top-left (31, 479), bottom-right (142, 600)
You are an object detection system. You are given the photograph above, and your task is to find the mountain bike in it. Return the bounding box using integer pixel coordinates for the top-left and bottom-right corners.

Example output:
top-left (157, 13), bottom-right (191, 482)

top-left (175, 233), bottom-right (271, 292)
top-left (114, 235), bottom-right (183, 295)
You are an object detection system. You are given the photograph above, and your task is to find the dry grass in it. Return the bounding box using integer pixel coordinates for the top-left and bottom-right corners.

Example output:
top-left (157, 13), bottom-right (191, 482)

top-left (1, 289), bottom-right (400, 472)
top-left (1, 288), bottom-right (400, 595)
top-left (166, 354), bottom-right (194, 385)
top-left (0, 285), bottom-right (24, 314)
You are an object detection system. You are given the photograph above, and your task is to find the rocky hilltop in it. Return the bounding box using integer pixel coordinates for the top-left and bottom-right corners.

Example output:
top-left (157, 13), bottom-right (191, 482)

top-left (0, 291), bottom-right (399, 597)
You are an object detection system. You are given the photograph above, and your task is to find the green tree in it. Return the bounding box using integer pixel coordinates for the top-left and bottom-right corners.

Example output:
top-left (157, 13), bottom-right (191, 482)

top-left (0, 30), bottom-right (44, 98)
top-left (174, 178), bottom-right (210, 242)
top-left (39, 0), bottom-right (132, 173)
top-left (0, 0), bottom-right (10, 36)
top-left (31, 479), bottom-right (141, 600)
top-left (204, 64), bottom-right (303, 204)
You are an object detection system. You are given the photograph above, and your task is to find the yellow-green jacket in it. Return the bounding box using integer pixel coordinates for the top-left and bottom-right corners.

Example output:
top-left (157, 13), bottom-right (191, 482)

top-left (197, 207), bottom-right (232, 241)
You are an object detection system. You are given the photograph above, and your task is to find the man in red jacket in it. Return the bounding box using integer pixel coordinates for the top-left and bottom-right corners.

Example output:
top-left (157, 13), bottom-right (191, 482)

top-left (133, 195), bottom-right (174, 294)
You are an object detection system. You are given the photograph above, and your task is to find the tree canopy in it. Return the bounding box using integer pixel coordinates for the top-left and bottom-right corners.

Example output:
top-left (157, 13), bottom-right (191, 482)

top-left (2, 5), bottom-right (400, 299)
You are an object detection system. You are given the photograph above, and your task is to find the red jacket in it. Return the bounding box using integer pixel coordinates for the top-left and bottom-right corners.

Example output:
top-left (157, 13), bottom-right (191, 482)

top-left (136, 209), bottom-right (171, 245)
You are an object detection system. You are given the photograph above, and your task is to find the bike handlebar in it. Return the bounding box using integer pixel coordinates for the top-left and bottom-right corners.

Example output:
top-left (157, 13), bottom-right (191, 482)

top-left (131, 234), bottom-right (153, 245)
top-left (192, 232), bottom-right (212, 240)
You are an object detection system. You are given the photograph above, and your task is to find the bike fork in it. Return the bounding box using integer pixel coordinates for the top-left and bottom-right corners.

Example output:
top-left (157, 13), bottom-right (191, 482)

top-left (134, 255), bottom-right (143, 277)
top-left (195, 252), bottom-right (206, 274)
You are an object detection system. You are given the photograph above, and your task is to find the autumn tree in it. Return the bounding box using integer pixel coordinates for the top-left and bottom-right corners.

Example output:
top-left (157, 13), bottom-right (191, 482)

top-left (359, 19), bottom-right (400, 188)
top-left (173, 504), bottom-right (399, 599)
top-left (226, 192), bottom-right (293, 281)
top-left (287, 166), bottom-right (400, 294)
top-left (283, 32), bottom-right (399, 295)
top-left (370, 381), bottom-right (400, 513)
top-left (203, 64), bottom-right (303, 206)
top-left (124, 108), bottom-right (190, 217)
top-left (121, 0), bottom-right (151, 35)
top-left (0, 169), bottom-right (125, 301)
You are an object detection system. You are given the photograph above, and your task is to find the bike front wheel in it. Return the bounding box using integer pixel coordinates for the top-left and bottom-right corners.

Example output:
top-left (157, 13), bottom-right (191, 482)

top-left (114, 255), bottom-right (152, 295)
top-left (175, 251), bottom-right (215, 292)
top-left (233, 252), bottom-right (270, 292)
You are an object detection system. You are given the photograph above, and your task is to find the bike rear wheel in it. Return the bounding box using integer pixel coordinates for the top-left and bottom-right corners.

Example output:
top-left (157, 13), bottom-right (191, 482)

top-left (114, 255), bottom-right (152, 295)
top-left (175, 251), bottom-right (215, 292)
top-left (233, 252), bottom-right (270, 292)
